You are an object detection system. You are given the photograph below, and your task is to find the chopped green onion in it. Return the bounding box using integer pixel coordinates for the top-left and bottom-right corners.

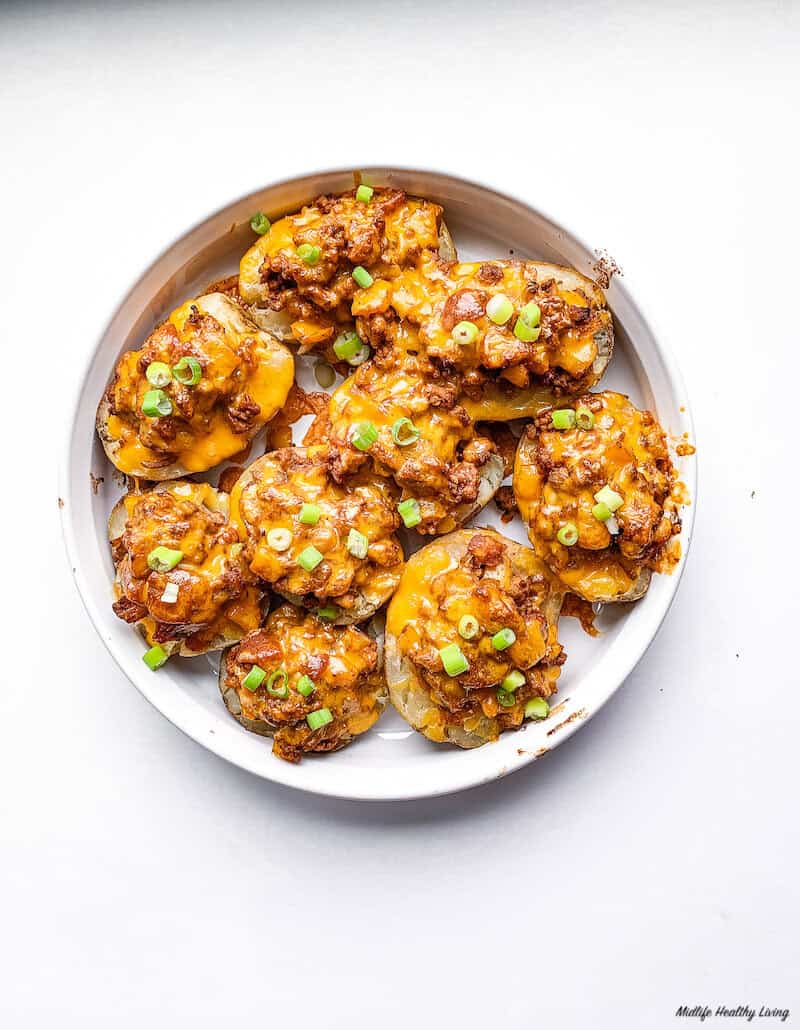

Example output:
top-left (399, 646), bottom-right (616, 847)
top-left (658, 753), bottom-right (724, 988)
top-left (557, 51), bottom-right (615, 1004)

top-left (513, 318), bottom-right (541, 343)
top-left (333, 330), bottom-right (362, 360)
top-left (142, 645), bottom-right (168, 670)
top-left (298, 503), bottom-right (321, 526)
top-left (486, 293), bottom-right (513, 324)
top-left (575, 405), bottom-right (595, 430)
top-left (266, 668), bottom-right (289, 698)
top-left (502, 669), bottom-right (526, 692)
top-left (592, 502), bottom-right (612, 522)
top-left (356, 184), bottom-right (374, 203)
top-left (525, 697), bottom-right (550, 720)
top-left (519, 301), bottom-right (541, 327)
top-left (145, 361), bottom-right (172, 387)
top-left (496, 687), bottom-right (516, 707)
top-left (452, 320), bottom-right (478, 345)
top-left (347, 528), bottom-right (369, 559)
top-left (458, 614), bottom-right (479, 640)
top-left (492, 627), bottom-right (516, 651)
top-left (352, 266), bottom-right (373, 288)
top-left (594, 485), bottom-right (623, 512)
top-left (296, 675), bottom-right (316, 697)
top-left (314, 360), bottom-right (336, 388)
top-left (250, 212), bottom-right (271, 234)
top-left (307, 707), bottom-right (334, 730)
top-left (298, 545), bottom-right (324, 572)
top-left (391, 417), bottom-right (420, 446)
top-left (172, 356), bottom-right (202, 386)
top-left (147, 546), bottom-right (183, 572)
top-left (397, 498), bottom-right (421, 529)
top-left (347, 343), bottom-right (371, 367)
top-left (297, 243), bottom-right (321, 265)
top-left (351, 421), bottom-right (378, 451)
top-left (551, 409), bottom-right (576, 430)
top-left (557, 522), bottom-right (579, 546)
top-left (439, 643), bottom-right (469, 677)
top-left (141, 389), bottom-right (172, 418)
top-left (267, 528), bottom-right (293, 552)
top-left (316, 605), bottom-right (339, 620)
top-left (242, 665), bottom-right (266, 691)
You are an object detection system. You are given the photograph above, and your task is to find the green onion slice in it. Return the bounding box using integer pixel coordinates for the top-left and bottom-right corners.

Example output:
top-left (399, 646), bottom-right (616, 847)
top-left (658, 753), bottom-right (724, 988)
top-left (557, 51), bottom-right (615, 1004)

top-left (351, 421), bottom-right (378, 451)
top-left (496, 687), bottom-right (516, 708)
top-left (502, 669), bottom-right (526, 692)
top-left (519, 301), bottom-right (541, 327)
top-left (347, 528), bottom-right (369, 559)
top-left (458, 614), bottom-right (479, 640)
top-left (242, 665), bottom-right (266, 691)
top-left (307, 707), bottom-right (334, 730)
top-left (397, 498), bottom-right (421, 529)
top-left (594, 485), bottom-right (623, 512)
top-left (298, 545), bottom-right (324, 572)
top-left (142, 645), bottom-right (168, 670)
top-left (592, 502), bottom-right (612, 522)
top-left (297, 243), bottom-right (321, 265)
top-left (314, 360), bottom-right (336, 388)
top-left (267, 528), bottom-right (293, 552)
top-left (439, 643), bottom-right (469, 677)
top-left (298, 503), bottom-right (321, 526)
top-left (352, 266), bottom-right (374, 288)
top-left (147, 546), bottom-right (183, 572)
top-left (145, 361), bottom-right (172, 387)
top-left (316, 606), bottom-right (339, 620)
top-left (551, 409), bottom-right (576, 430)
top-left (557, 522), bottom-right (579, 546)
top-left (141, 389), bottom-right (172, 418)
top-left (492, 627), bottom-right (517, 651)
top-left (391, 417), bottom-right (420, 446)
top-left (525, 697), bottom-right (550, 720)
top-left (348, 343), bottom-right (371, 367)
top-left (296, 675), bottom-right (316, 697)
top-left (250, 212), bottom-right (271, 234)
top-left (356, 184), bottom-right (374, 203)
top-left (575, 405), bottom-right (595, 430)
top-left (172, 356), bottom-right (202, 386)
top-left (513, 318), bottom-right (541, 343)
top-left (452, 320), bottom-right (478, 345)
top-left (333, 330), bottom-right (362, 360)
top-left (266, 668), bottom-right (289, 698)
top-left (486, 294), bottom-right (513, 324)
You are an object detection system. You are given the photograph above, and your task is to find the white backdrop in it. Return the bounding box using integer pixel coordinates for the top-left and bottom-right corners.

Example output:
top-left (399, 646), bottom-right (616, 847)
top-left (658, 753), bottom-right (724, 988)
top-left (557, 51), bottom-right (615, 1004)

top-left (1, 2), bottom-right (797, 1027)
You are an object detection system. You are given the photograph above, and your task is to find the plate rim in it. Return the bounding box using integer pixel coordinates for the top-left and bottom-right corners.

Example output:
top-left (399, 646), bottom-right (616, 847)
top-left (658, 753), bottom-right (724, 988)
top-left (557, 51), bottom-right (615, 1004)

top-left (59, 164), bottom-right (697, 801)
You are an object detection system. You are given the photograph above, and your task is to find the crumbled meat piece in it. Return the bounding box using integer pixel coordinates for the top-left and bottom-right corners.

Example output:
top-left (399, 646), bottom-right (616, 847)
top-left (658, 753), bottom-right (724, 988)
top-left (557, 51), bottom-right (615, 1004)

top-left (227, 393), bottom-right (261, 433)
top-left (494, 485), bottom-right (518, 522)
top-left (112, 596), bottom-right (148, 624)
top-left (466, 532), bottom-right (505, 567)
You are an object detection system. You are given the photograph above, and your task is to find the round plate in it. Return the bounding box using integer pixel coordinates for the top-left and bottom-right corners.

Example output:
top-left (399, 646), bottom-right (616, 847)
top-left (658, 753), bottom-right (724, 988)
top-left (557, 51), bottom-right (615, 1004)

top-left (60, 167), bottom-right (696, 800)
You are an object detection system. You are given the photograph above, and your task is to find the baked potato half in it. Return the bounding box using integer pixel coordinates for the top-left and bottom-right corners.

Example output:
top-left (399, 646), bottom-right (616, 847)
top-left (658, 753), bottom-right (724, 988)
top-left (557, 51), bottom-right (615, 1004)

top-left (219, 604), bottom-right (386, 763)
top-left (97, 292), bottom-right (294, 479)
top-left (328, 343), bottom-right (505, 535)
top-left (239, 187), bottom-right (456, 350)
top-left (109, 480), bottom-right (263, 658)
top-left (229, 445), bottom-right (404, 623)
top-left (385, 529), bottom-right (565, 748)
top-left (514, 391), bottom-right (684, 603)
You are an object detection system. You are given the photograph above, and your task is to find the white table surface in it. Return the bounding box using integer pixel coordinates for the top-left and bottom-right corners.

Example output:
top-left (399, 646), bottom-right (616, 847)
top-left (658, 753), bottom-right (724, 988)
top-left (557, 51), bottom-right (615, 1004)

top-left (2, 2), bottom-right (797, 1026)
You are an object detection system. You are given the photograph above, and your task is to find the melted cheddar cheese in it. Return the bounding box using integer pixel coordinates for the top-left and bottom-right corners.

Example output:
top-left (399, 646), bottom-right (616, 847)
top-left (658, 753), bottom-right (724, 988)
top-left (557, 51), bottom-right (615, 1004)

top-left (102, 293), bottom-right (293, 476)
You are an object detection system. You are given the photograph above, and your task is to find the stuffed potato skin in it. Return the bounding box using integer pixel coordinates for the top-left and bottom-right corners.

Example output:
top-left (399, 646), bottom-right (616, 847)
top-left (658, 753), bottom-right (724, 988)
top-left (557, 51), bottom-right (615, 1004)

top-left (514, 391), bottom-right (683, 603)
top-left (230, 445), bottom-right (404, 623)
top-left (109, 481), bottom-right (263, 656)
top-left (385, 529), bottom-right (565, 748)
top-left (97, 293), bottom-right (294, 479)
top-left (219, 605), bottom-right (386, 763)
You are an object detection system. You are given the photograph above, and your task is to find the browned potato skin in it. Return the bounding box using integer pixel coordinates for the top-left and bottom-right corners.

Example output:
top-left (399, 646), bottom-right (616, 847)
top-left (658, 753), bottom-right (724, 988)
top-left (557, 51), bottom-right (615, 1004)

top-left (385, 529), bottom-right (565, 748)
top-left (514, 391), bottom-right (684, 603)
top-left (219, 605), bottom-right (386, 762)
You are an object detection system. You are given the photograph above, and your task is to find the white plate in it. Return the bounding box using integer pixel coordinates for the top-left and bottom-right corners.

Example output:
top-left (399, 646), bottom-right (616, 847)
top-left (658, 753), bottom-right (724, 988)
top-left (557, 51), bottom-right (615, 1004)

top-left (60, 167), bottom-right (696, 801)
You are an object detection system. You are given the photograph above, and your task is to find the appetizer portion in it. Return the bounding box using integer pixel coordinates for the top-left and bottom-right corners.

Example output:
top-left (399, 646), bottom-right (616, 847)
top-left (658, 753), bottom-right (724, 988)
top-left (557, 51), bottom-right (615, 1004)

top-left (385, 530), bottom-right (565, 748)
top-left (514, 391), bottom-right (684, 602)
top-left (109, 481), bottom-right (263, 661)
top-left (219, 604), bottom-right (386, 763)
top-left (230, 445), bottom-right (404, 623)
top-left (352, 257), bottom-right (613, 407)
top-left (97, 293), bottom-right (294, 478)
top-left (238, 187), bottom-right (456, 349)
top-left (328, 343), bottom-right (504, 535)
